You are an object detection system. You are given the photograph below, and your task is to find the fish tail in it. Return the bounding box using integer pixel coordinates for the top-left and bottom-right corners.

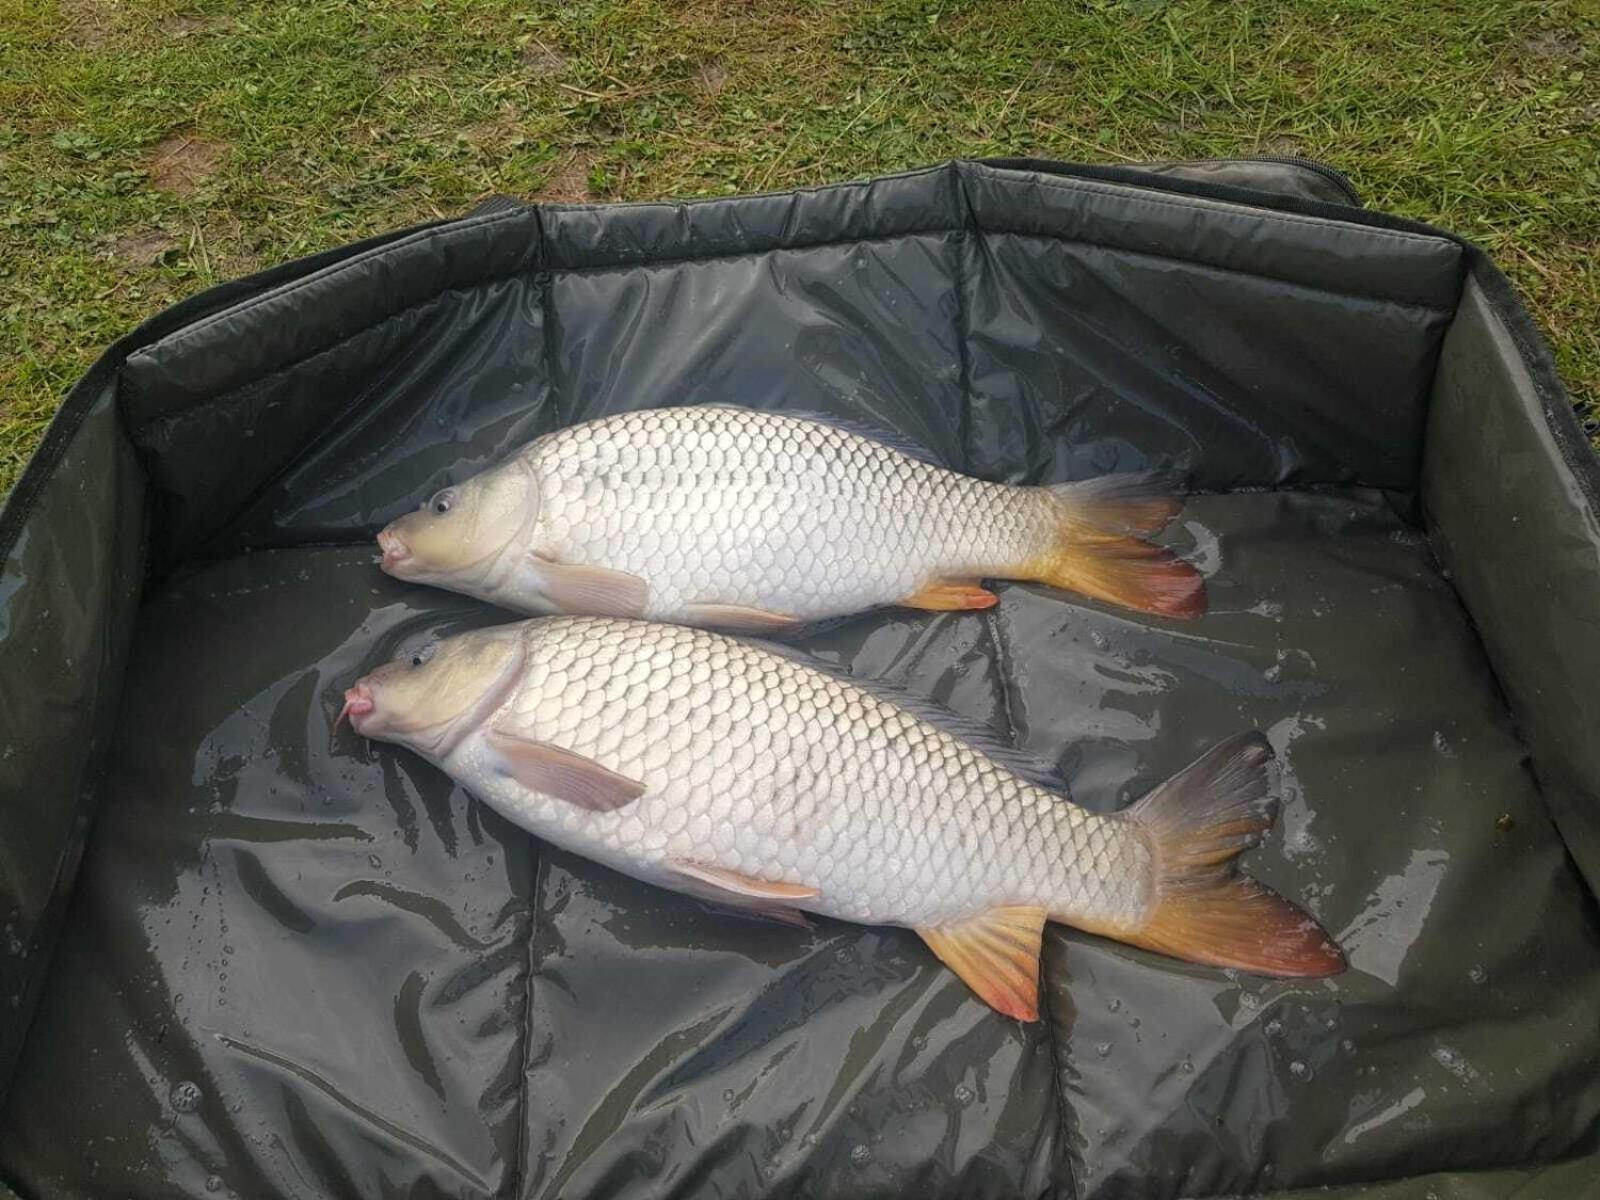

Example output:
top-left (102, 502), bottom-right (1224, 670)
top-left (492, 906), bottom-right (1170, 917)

top-left (1119, 731), bottom-right (1345, 977)
top-left (1020, 471), bottom-right (1205, 618)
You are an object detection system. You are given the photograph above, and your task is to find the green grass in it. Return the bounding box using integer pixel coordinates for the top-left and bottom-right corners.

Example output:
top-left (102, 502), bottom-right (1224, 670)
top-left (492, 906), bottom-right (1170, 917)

top-left (2, 0), bottom-right (1596, 492)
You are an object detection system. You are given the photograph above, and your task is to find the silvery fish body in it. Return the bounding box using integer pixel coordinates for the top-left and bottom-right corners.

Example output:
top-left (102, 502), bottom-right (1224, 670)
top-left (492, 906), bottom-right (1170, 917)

top-left (458, 617), bottom-right (1146, 928)
top-left (343, 617), bottom-right (1342, 1019)
top-left (377, 406), bottom-right (1204, 632)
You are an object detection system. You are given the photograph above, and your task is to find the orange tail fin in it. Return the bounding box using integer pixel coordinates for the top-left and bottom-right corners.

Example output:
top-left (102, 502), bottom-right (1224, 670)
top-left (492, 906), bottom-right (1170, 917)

top-left (1121, 732), bottom-right (1345, 978)
top-left (1027, 472), bottom-right (1205, 618)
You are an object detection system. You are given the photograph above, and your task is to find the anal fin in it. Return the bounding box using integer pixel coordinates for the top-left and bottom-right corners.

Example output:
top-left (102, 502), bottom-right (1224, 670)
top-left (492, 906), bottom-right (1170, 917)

top-left (669, 859), bottom-right (820, 902)
top-left (917, 906), bottom-right (1047, 1021)
top-left (901, 580), bottom-right (999, 611)
top-left (682, 603), bottom-right (805, 635)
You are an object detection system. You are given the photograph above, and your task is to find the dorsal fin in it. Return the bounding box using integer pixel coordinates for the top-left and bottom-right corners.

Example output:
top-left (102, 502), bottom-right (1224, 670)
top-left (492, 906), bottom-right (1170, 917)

top-left (778, 409), bottom-right (946, 467)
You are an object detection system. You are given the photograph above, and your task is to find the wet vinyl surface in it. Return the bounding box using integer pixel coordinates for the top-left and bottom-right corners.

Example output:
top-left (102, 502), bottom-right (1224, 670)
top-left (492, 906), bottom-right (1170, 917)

top-left (5, 489), bottom-right (1598, 1199)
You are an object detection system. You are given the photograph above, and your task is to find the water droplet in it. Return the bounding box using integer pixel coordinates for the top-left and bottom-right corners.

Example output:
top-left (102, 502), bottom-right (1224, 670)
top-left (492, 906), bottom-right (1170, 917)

top-left (850, 1144), bottom-right (872, 1165)
top-left (1265, 1020), bottom-right (1283, 1038)
top-left (223, 945), bottom-right (235, 956)
top-left (1468, 964), bottom-right (1487, 985)
top-left (1288, 1060), bottom-right (1312, 1082)
top-left (911, 1034), bottom-right (926, 1050)
top-left (1325, 1017), bottom-right (1337, 1030)
top-left (722, 1089), bottom-right (734, 1103)
top-left (1128, 1017), bottom-right (1141, 1029)
top-left (1180, 1059), bottom-right (1195, 1074)
top-left (368, 854), bottom-right (382, 870)
top-left (205, 1176), bottom-right (223, 1193)
top-left (1341, 1038), bottom-right (1356, 1053)
top-left (170, 1081), bottom-right (203, 1113)
top-left (954, 1083), bottom-right (974, 1105)
top-left (1094, 1041), bottom-right (1112, 1058)
top-left (1106, 997), bottom-right (1121, 1013)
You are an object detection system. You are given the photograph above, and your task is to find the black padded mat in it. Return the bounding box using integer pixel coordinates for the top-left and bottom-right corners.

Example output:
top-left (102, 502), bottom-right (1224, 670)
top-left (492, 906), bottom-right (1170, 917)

top-left (4, 161), bottom-right (1597, 1200)
top-left (5, 489), bottom-right (1596, 1199)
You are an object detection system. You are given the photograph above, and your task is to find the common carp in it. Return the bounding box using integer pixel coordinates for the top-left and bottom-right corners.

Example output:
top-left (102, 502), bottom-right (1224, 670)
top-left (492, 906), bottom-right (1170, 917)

top-left (339, 617), bottom-right (1342, 1019)
top-left (376, 406), bottom-right (1204, 633)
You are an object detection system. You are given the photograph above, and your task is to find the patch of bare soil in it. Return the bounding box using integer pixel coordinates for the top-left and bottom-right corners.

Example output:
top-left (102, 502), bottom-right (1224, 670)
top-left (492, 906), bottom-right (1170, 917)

top-left (521, 41), bottom-right (569, 76)
top-left (56, 0), bottom-right (118, 49)
top-left (1522, 29), bottom-right (1584, 60)
top-left (533, 152), bottom-right (598, 203)
top-left (148, 134), bottom-right (227, 196)
top-left (696, 60), bottom-right (730, 97)
top-left (109, 230), bottom-right (178, 266)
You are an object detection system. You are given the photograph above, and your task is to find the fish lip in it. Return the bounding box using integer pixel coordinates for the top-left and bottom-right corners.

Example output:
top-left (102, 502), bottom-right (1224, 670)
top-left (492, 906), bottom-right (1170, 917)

top-left (377, 528), bottom-right (410, 572)
top-left (337, 683), bottom-right (377, 735)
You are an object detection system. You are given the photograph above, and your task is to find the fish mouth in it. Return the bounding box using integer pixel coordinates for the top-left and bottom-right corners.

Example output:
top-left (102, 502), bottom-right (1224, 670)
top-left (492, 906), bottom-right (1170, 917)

top-left (336, 683), bottom-right (377, 735)
top-left (377, 528), bottom-right (411, 572)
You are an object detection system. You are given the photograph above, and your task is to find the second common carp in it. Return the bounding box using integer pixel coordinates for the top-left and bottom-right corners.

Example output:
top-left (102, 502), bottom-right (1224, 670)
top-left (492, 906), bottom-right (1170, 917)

top-left (339, 617), bottom-right (1343, 1020)
top-left (376, 405), bottom-right (1205, 633)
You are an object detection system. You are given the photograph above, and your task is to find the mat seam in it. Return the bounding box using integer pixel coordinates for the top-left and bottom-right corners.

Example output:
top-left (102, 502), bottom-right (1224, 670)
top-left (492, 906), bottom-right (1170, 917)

top-left (956, 165), bottom-right (1074, 1194)
top-left (506, 213), bottom-right (556, 1200)
top-left (506, 850), bottom-right (540, 1200)
top-left (126, 231), bottom-right (1454, 440)
top-left (1007, 170), bottom-right (1440, 249)
top-left (135, 206), bottom-right (536, 354)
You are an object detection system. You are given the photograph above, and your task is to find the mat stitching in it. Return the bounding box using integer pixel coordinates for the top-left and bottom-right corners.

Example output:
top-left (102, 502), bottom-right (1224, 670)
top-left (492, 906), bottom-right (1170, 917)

top-left (127, 229), bottom-right (1455, 439)
top-left (507, 212), bottom-right (556, 1200)
top-left (1008, 169), bottom-right (1445, 249)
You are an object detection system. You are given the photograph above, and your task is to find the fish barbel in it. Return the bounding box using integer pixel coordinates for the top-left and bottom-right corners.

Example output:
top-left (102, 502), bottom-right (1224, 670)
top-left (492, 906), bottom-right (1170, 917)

top-left (376, 406), bottom-right (1204, 634)
top-left (341, 617), bottom-right (1343, 1019)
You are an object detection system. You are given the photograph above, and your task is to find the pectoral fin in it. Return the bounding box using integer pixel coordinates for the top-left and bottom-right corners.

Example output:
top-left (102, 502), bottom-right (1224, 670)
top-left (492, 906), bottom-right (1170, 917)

top-left (533, 555), bottom-right (649, 618)
top-left (486, 729), bottom-right (645, 812)
top-left (917, 906), bottom-right (1048, 1021)
top-left (682, 603), bottom-right (805, 635)
top-left (901, 581), bottom-right (999, 611)
top-left (669, 859), bottom-right (820, 902)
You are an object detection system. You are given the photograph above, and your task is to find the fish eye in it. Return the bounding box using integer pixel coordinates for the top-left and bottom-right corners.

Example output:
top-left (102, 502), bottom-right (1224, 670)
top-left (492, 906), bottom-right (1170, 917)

top-left (404, 643), bottom-right (437, 669)
top-left (427, 488), bottom-right (456, 516)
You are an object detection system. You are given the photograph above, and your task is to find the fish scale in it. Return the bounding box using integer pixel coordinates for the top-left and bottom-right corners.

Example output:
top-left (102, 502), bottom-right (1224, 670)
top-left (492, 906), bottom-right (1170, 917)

top-left (348, 615), bottom-right (1343, 1018)
top-left (379, 405), bottom-right (1210, 632)
top-left (525, 408), bottom-right (1039, 620)
top-left (448, 617), bottom-right (1151, 929)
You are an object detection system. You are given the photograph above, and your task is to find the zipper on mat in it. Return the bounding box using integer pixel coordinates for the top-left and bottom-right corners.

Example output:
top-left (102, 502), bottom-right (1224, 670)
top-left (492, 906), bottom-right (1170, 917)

top-left (1230, 155), bottom-right (1363, 206)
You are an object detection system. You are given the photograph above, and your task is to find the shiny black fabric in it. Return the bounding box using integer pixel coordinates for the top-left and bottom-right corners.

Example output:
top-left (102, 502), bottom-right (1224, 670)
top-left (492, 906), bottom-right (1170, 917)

top-left (2, 159), bottom-right (1597, 1199)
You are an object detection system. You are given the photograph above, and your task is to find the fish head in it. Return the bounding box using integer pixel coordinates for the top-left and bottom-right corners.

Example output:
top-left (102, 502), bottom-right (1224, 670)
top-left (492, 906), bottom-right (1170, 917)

top-left (378, 461), bottom-right (538, 586)
top-left (340, 627), bottom-right (525, 757)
